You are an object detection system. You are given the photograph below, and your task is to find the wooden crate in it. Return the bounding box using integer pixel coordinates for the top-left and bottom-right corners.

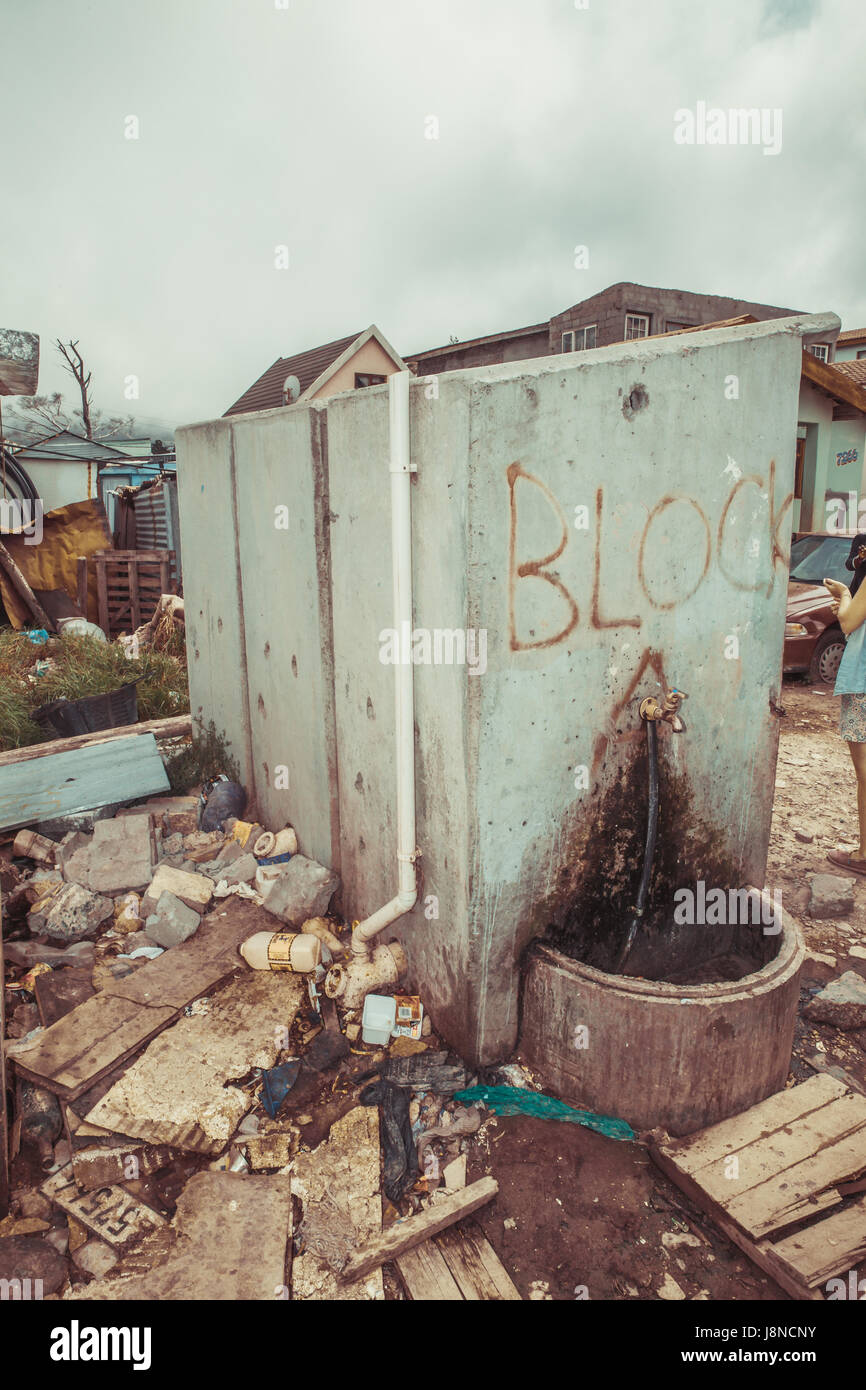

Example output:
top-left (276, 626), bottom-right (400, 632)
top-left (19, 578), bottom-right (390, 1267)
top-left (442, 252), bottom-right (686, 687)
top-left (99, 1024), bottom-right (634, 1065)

top-left (78, 549), bottom-right (175, 639)
top-left (650, 1073), bottom-right (866, 1300)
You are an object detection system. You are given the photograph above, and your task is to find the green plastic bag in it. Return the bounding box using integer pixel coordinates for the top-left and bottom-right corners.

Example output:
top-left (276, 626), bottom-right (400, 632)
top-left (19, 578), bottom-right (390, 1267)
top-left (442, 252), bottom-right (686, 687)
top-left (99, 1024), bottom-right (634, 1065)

top-left (454, 1085), bottom-right (635, 1141)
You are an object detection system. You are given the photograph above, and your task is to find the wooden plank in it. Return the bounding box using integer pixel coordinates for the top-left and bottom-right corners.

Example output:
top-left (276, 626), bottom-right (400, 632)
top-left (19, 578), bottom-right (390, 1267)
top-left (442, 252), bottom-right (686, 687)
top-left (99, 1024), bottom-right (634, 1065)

top-left (724, 1130), bottom-right (866, 1238)
top-left (768, 1196), bottom-right (866, 1288)
top-left (650, 1142), bottom-right (824, 1301)
top-left (0, 538), bottom-right (55, 631)
top-left (0, 714), bottom-right (191, 768)
top-left (697, 1091), bottom-right (866, 1206)
top-left (436, 1221), bottom-right (522, 1300)
top-left (0, 897), bottom-right (10, 1213)
top-left (76, 556), bottom-right (88, 619)
top-left (96, 555), bottom-right (109, 634)
top-left (35, 966), bottom-right (95, 1028)
top-left (9, 899), bottom-right (263, 1101)
top-left (398, 1239), bottom-right (464, 1300)
top-left (661, 1075), bottom-right (848, 1175)
top-left (0, 731), bottom-right (170, 830)
top-left (340, 1178), bottom-right (499, 1284)
top-left (128, 558), bottom-right (140, 630)
top-left (42, 1165), bottom-right (167, 1250)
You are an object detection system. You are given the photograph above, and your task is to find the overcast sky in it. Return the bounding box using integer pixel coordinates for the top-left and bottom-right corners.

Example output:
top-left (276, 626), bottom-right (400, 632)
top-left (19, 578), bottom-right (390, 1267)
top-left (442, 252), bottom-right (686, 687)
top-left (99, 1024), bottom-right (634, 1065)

top-left (2, 0), bottom-right (863, 433)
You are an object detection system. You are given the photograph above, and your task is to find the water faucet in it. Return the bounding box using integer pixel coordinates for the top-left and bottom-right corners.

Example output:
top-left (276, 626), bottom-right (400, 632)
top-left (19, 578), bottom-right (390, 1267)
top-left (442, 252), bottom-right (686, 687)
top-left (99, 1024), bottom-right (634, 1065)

top-left (639, 688), bottom-right (687, 732)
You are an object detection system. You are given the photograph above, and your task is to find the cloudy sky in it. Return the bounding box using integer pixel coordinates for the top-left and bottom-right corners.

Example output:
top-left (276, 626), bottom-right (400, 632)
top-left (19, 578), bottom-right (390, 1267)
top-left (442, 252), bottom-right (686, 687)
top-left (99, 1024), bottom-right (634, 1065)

top-left (2, 0), bottom-right (863, 433)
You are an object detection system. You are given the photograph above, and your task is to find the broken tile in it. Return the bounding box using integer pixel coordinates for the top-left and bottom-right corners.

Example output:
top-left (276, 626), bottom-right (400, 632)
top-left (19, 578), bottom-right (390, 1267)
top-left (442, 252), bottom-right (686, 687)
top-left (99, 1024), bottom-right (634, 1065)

top-left (141, 863), bottom-right (213, 916)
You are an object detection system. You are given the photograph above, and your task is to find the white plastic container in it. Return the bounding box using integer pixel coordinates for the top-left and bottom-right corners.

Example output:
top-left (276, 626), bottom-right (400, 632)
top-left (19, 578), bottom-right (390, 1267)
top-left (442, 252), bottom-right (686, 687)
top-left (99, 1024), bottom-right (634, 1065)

top-left (362, 994), bottom-right (397, 1046)
top-left (239, 931), bottom-right (322, 973)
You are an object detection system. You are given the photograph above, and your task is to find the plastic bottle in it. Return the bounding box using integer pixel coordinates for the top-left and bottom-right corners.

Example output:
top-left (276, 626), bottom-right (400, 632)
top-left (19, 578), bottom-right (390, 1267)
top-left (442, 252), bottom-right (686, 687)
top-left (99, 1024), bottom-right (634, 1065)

top-left (240, 931), bottom-right (322, 973)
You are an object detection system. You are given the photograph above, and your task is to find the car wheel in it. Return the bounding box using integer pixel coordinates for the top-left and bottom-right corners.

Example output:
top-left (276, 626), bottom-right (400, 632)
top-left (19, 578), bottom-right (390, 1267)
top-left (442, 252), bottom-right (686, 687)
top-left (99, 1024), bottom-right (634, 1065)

top-left (809, 629), bottom-right (845, 685)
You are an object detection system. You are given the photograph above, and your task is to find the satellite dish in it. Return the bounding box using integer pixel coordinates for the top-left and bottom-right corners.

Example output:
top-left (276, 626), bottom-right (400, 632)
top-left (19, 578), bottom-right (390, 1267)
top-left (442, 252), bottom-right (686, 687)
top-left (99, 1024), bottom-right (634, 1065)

top-left (283, 375), bottom-right (301, 405)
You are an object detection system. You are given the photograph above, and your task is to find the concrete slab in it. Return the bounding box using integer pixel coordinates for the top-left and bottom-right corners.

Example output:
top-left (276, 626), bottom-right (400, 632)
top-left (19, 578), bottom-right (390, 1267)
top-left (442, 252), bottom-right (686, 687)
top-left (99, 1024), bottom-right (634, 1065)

top-left (83, 972), bottom-right (306, 1153)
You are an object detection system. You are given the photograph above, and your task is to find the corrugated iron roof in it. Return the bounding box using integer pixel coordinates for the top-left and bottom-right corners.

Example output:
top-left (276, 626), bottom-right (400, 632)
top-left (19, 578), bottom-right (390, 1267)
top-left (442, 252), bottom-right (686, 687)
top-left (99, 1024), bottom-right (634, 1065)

top-left (14, 429), bottom-right (128, 461)
top-left (224, 331), bottom-right (363, 417)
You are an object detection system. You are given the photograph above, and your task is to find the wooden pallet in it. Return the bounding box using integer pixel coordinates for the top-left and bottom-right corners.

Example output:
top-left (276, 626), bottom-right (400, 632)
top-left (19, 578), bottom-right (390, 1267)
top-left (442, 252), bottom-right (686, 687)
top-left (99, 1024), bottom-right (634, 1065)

top-left (397, 1219), bottom-right (521, 1300)
top-left (78, 548), bottom-right (175, 639)
top-left (650, 1074), bottom-right (866, 1301)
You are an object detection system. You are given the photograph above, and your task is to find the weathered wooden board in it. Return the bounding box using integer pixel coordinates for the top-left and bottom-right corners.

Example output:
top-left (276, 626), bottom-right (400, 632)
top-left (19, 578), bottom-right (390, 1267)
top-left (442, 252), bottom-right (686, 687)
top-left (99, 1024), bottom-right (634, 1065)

top-left (10, 899), bottom-right (268, 1101)
top-left (397, 1238), bottom-right (464, 1300)
top-left (663, 1074), bottom-right (848, 1175)
top-left (43, 1165), bottom-right (167, 1250)
top-left (0, 733), bottom-right (169, 830)
top-left (35, 966), bottom-right (96, 1028)
top-left (0, 716), bottom-right (191, 769)
top-left (768, 1196), bottom-right (866, 1288)
top-left (340, 1178), bottom-right (499, 1284)
top-left (436, 1222), bottom-right (521, 1300)
top-left (651, 1076), bottom-right (866, 1300)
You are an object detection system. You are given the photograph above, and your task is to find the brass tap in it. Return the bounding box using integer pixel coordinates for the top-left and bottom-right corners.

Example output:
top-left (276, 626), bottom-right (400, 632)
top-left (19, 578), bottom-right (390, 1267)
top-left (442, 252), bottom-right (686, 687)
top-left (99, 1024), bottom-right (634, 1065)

top-left (639, 688), bottom-right (687, 732)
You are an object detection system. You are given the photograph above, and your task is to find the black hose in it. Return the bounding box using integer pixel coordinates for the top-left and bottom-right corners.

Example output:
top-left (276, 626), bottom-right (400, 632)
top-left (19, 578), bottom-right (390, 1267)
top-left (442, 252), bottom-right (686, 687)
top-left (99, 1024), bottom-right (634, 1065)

top-left (616, 717), bottom-right (659, 972)
top-left (0, 447), bottom-right (39, 505)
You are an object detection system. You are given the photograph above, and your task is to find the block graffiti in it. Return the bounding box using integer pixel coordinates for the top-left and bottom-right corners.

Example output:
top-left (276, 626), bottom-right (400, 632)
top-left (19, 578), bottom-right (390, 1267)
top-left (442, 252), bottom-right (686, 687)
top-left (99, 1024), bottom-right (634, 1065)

top-left (506, 460), bottom-right (793, 775)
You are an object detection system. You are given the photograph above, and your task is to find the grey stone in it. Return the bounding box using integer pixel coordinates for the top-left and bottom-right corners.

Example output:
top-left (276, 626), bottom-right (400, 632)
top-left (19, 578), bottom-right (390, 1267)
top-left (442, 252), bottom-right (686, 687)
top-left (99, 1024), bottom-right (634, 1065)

top-left (72, 1240), bottom-right (119, 1278)
top-left (28, 882), bottom-right (114, 943)
top-left (162, 832), bottom-right (184, 857)
top-left (808, 874), bottom-right (855, 920)
top-left (804, 971), bottom-right (866, 1030)
top-left (2, 939), bottom-right (96, 967)
top-left (220, 853), bottom-right (258, 885)
top-left (215, 838), bottom-right (244, 867)
top-left (17, 1191), bottom-right (52, 1220)
top-left (44, 1226), bottom-right (69, 1256)
top-left (259, 854), bottom-right (340, 926)
top-left (8, 1002), bottom-right (40, 1038)
top-left (122, 931), bottom-right (159, 953)
top-left (63, 815), bottom-right (155, 895)
top-left (55, 830), bottom-right (91, 874)
top-left (145, 891), bottom-right (201, 949)
top-left (0, 1235), bottom-right (67, 1294)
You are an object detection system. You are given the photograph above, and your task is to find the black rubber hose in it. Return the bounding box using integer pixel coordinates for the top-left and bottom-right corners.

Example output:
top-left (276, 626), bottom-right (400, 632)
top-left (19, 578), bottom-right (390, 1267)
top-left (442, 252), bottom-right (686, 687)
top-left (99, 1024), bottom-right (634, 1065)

top-left (0, 447), bottom-right (39, 504)
top-left (616, 717), bottom-right (659, 972)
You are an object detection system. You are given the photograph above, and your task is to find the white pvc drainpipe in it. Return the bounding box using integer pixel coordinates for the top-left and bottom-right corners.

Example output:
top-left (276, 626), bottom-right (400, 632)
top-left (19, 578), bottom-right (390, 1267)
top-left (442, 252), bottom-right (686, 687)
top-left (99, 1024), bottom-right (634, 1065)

top-left (324, 371), bottom-right (418, 1006)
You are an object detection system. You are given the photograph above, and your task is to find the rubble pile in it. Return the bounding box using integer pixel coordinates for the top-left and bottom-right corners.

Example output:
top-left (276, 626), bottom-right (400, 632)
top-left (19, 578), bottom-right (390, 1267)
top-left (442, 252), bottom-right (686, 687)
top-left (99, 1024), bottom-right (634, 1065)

top-left (0, 781), bottom-right (503, 1302)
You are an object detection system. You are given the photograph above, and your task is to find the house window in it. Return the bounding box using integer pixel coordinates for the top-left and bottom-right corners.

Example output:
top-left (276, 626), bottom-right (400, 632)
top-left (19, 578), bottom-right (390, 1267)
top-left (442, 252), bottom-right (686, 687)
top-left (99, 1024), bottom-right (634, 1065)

top-left (808, 344), bottom-right (829, 362)
top-left (857, 350), bottom-right (866, 359)
top-left (665, 320), bottom-right (694, 333)
top-left (625, 314), bottom-right (650, 341)
top-left (355, 373), bottom-right (387, 389)
top-left (562, 326), bottom-right (597, 353)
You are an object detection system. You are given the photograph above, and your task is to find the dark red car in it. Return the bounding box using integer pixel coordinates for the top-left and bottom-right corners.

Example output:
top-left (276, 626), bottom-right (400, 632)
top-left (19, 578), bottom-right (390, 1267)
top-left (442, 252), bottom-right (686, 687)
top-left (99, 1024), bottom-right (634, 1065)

top-left (783, 532), bottom-right (860, 684)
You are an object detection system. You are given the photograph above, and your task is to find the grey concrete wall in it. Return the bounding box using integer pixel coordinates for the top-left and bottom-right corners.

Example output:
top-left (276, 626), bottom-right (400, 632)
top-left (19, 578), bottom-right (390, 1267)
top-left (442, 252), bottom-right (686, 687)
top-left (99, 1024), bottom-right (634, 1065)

top-left (177, 312), bottom-right (836, 1066)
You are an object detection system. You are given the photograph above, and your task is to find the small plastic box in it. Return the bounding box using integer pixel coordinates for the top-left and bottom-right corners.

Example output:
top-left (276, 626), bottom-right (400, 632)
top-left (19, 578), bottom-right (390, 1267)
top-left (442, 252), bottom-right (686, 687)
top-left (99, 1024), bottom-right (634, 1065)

top-left (362, 994), bottom-right (398, 1046)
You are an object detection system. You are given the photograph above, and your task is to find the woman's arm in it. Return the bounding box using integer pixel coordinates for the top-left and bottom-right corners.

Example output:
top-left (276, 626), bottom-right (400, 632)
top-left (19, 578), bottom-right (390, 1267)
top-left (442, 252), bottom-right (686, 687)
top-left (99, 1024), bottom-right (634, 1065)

top-left (825, 577), bottom-right (866, 635)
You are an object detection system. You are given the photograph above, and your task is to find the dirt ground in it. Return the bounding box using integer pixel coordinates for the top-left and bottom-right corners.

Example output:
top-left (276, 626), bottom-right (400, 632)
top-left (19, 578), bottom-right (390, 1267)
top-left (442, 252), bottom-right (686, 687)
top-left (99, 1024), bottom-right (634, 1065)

top-left (440, 678), bottom-right (866, 1303)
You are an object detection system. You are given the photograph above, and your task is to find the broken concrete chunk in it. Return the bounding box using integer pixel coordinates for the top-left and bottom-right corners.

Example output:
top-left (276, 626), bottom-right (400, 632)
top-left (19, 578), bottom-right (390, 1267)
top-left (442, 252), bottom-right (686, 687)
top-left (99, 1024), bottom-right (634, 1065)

top-left (72, 1240), bottom-right (120, 1278)
top-left (220, 853), bottom-right (258, 886)
top-left (0, 1235), bottom-right (68, 1295)
top-left (62, 815), bottom-right (156, 895)
top-left (808, 874), bottom-right (856, 920)
top-left (258, 854), bottom-right (340, 926)
top-left (244, 1127), bottom-right (300, 1170)
top-left (29, 881), bottom-right (114, 943)
top-left (182, 830), bottom-right (226, 862)
top-left (161, 832), bottom-right (184, 858)
top-left (804, 971), bottom-right (866, 1030)
top-left (56, 830), bottom-right (91, 875)
top-left (145, 891), bottom-right (201, 949)
top-left (142, 864), bottom-right (213, 917)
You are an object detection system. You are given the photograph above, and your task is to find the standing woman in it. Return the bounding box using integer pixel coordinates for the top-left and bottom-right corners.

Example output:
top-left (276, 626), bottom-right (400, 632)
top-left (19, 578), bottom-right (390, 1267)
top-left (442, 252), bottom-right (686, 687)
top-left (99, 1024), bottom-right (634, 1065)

top-left (824, 574), bottom-right (866, 874)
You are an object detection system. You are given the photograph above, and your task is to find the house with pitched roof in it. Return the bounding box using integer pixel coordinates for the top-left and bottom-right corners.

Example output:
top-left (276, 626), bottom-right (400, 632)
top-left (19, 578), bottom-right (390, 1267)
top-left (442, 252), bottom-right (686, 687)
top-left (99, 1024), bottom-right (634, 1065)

top-left (224, 325), bottom-right (407, 417)
top-left (12, 429), bottom-right (127, 513)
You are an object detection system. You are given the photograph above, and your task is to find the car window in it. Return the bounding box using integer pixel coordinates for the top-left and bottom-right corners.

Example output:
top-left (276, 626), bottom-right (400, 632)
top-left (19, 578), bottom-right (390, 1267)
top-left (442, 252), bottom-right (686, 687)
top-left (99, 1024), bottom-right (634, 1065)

top-left (789, 536), bottom-right (852, 586)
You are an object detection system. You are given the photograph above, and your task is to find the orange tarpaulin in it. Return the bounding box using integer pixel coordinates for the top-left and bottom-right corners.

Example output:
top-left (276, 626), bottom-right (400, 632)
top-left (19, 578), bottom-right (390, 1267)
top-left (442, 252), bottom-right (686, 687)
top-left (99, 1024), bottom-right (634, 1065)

top-left (0, 498), bottom-right (112, 629)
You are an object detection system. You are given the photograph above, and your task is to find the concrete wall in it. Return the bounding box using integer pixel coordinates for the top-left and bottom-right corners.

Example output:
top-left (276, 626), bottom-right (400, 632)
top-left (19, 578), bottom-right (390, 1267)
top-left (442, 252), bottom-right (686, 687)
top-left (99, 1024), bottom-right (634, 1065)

top-left (177, 312), bottom-right (836, 1066)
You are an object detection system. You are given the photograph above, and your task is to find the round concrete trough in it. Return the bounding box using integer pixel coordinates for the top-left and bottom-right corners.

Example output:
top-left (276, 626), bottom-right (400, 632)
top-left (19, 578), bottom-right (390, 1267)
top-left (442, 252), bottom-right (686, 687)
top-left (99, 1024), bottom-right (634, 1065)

top-left (520, 908), bottom-right (805, 1137)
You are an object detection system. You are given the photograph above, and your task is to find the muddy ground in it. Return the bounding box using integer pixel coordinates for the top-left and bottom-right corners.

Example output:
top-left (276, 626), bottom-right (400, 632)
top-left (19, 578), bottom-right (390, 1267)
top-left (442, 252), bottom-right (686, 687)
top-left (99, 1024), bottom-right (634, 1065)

top-left (440, 679), bottom-right (866, 1303)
